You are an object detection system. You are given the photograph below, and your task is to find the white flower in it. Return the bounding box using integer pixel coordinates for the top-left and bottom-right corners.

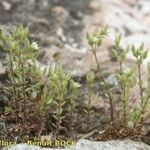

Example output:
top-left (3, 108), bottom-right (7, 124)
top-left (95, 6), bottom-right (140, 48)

top-left (32, 41), bottom-right (39, 50)
top-left (73, 82), bottom-right (82, 88)
top-left (124, 68), bottom-right (132, 74)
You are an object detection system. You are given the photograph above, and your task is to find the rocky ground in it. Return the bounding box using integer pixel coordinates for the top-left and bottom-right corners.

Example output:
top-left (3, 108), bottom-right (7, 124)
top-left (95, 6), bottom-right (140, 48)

top-left (0, 0), bottom-right (150, 149)
top-left (0, 0), bottom-right (150, 75)
top-left (3, 139), bottom-right (150, 150)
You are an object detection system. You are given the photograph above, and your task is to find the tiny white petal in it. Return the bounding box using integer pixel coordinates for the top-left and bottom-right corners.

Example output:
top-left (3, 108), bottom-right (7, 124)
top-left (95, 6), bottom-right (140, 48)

top-left (32, 41), bottom-right (39, 50)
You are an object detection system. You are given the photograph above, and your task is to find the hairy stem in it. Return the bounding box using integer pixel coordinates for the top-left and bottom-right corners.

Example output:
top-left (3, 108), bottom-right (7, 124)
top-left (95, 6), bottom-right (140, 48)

top-left (123, 84), bottom-right (127, 126)
top-left (138, 63), bottom-right (143, 108)
top-left (92, 48), bottom-right (114, 125)
top-left (134, 96), bottom-right (150, 127)
top-left (21, 62), bottom-right (27, 121)
top-left (17, 55), bottom-right (27, 125)
top-left (119, 61), bottom-right (127, 127)
top-left (8, 52), bottom-right (18, 118)
top-left (54, 80), bottom-right (62, 137)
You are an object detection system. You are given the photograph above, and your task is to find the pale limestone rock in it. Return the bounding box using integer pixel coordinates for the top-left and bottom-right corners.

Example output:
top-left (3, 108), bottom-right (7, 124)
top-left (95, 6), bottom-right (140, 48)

top-left (2, 1), bottom-right (12, 11)
top-left (3, 139), bottom-right (150, 150)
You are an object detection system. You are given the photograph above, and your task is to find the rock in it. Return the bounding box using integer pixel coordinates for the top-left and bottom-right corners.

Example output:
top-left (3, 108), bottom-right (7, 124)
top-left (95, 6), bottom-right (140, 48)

top-left (3, 144), bottom-right (42, 150)
top-left (71, 139), bottom-right (150, 150)
top-left (84, 93), bottom-right (105, 109)
top-left (123, 34), bottom-right (150, 66)
top-left (37, 35), bottom-right (112, 77)
top-left (103, 3), bottom-right (149, 35)
top-left (127, 121), bottom-right (134, 129)
top-left (144, 16), bottom-right (150, 26)
top-left (51, 6), bottom-right (68, 15)
top-left (1, 0), bottom-right (150, 79)
top-left (3, 139), bottom-right (150, 150)
top-left (0, 64), bottom-right (5, 74)
top-left (143, 111), bottom-right (150, 126)
top-left (1, 1), bottom-right (12, 11)
top-left (138, 0), bottom-right (150, 15)
top-left (56, 28), bottom-right (67, 42)
top-left (89, 1), bottom-right (100, 11)
top-left (123, 0), bottom-right (137, 6)
top-left (106, 74), bottom-right (118, 86)
top-left (41, 0), bottom-right (49, 9)
top-left (0, 62), bottom-right (6, 75)
top-left (38, 45), bottom-right (90, 77)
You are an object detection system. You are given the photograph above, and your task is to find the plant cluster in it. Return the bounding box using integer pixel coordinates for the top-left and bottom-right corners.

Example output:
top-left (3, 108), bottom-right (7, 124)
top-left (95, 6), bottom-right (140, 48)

top-left (0, 25), bottom-right (80, 141)
top-left (87, 27), bottom-right (150, 129)
top-left (87, 26), bottom-right (115, 125)
top-left (0, 25), bottom-right (150, 143)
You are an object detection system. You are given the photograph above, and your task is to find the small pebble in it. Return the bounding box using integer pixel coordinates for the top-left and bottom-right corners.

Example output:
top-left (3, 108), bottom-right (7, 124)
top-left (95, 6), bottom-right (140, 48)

top-left (2, 1), bottom-right (12, 11)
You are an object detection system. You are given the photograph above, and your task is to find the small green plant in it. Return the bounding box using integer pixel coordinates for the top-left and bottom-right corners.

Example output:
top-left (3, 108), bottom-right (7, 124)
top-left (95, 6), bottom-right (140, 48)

top-left (87, 26), bottom-right (115, 125)
top-left (131, 44), bottom-right (150, 127)
top-left (111, 35), bottom-right (150, 128)
top-left (112, 35), bottom-right (134, 127)
top-left (84, 71), bottom-right (95, 125)
top-left (69, 79), bottom-right (80, 124)
top-left (132, 44), bottom-right (148, 108)
top-left (0, 25), bottom-right (79, 140)
top-left (49, 66), bottom-right (71, 136)
top-left (116, 68), bottom-right (135, 127)
top-left (0, 25), bottom-right (38, 123)
top-left (87, 27), bottom-right (150, 130)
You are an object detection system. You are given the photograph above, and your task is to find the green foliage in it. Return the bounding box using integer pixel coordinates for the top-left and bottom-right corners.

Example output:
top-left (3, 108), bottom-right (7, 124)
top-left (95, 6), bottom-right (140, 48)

top-left (0, 25), bottom-right (43, 140)
top-left (48, 66), bottom-right (71, 133)
top-left (116, 68), bottom-right (135, 126)
top-left (112, 35), bottom-right (134, 126)
top-left (87, 26), bottom-right (108, 48)
top-left (0, 25), bottom-right (79, 140)
top-left (132, 43), bottom-right (148, 65)
top-left (69, 79), bottom-right (80, 113)
top-left (112, 34), bottom-right (129, 65)
top-left (131, 44), bottom-right (150, 126)
top-left (112, 38), bottom-right (150, 127)
top-left (88, 26), bottom-right (150, 129)
top-left (132, 44), bottom-right (148, 107)
top-left (84, 71), bottom-right (95, 120)
top-left (1, 25), bottom-right (150, 141)
top-left (87, 26), bottom-right (115, 125)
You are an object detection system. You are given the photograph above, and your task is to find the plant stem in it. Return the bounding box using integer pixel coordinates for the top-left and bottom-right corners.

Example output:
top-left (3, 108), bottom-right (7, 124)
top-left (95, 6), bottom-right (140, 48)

top-left (8, 52), bottom-right (18, 118)
top-left (53, 80), bottom-right (62, 138)
top-left (92, 49), bottom-right (114, 125)
top-left (57, 97), bottom-right (61, 136)
top-left (134, 96), bottom-right (150, 127)
top-left (138, 63), bottom-right (143, 108)
top-left (93, 51), bottom-right (100, 71)
top-left (119, 62), bottom-right (123, 74)
top-left (21, 62), bottom-right (27, 121)
top-left (17, 55), bottom-right (27, 125)
top-left (123, 84), bottom-right (127, 126)
top-left (119, 62), bottom-right (127, 127)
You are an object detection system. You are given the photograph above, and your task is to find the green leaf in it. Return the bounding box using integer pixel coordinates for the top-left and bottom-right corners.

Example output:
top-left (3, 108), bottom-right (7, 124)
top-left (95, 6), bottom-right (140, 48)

top-left (115, 34), bottom-right (121, 46)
